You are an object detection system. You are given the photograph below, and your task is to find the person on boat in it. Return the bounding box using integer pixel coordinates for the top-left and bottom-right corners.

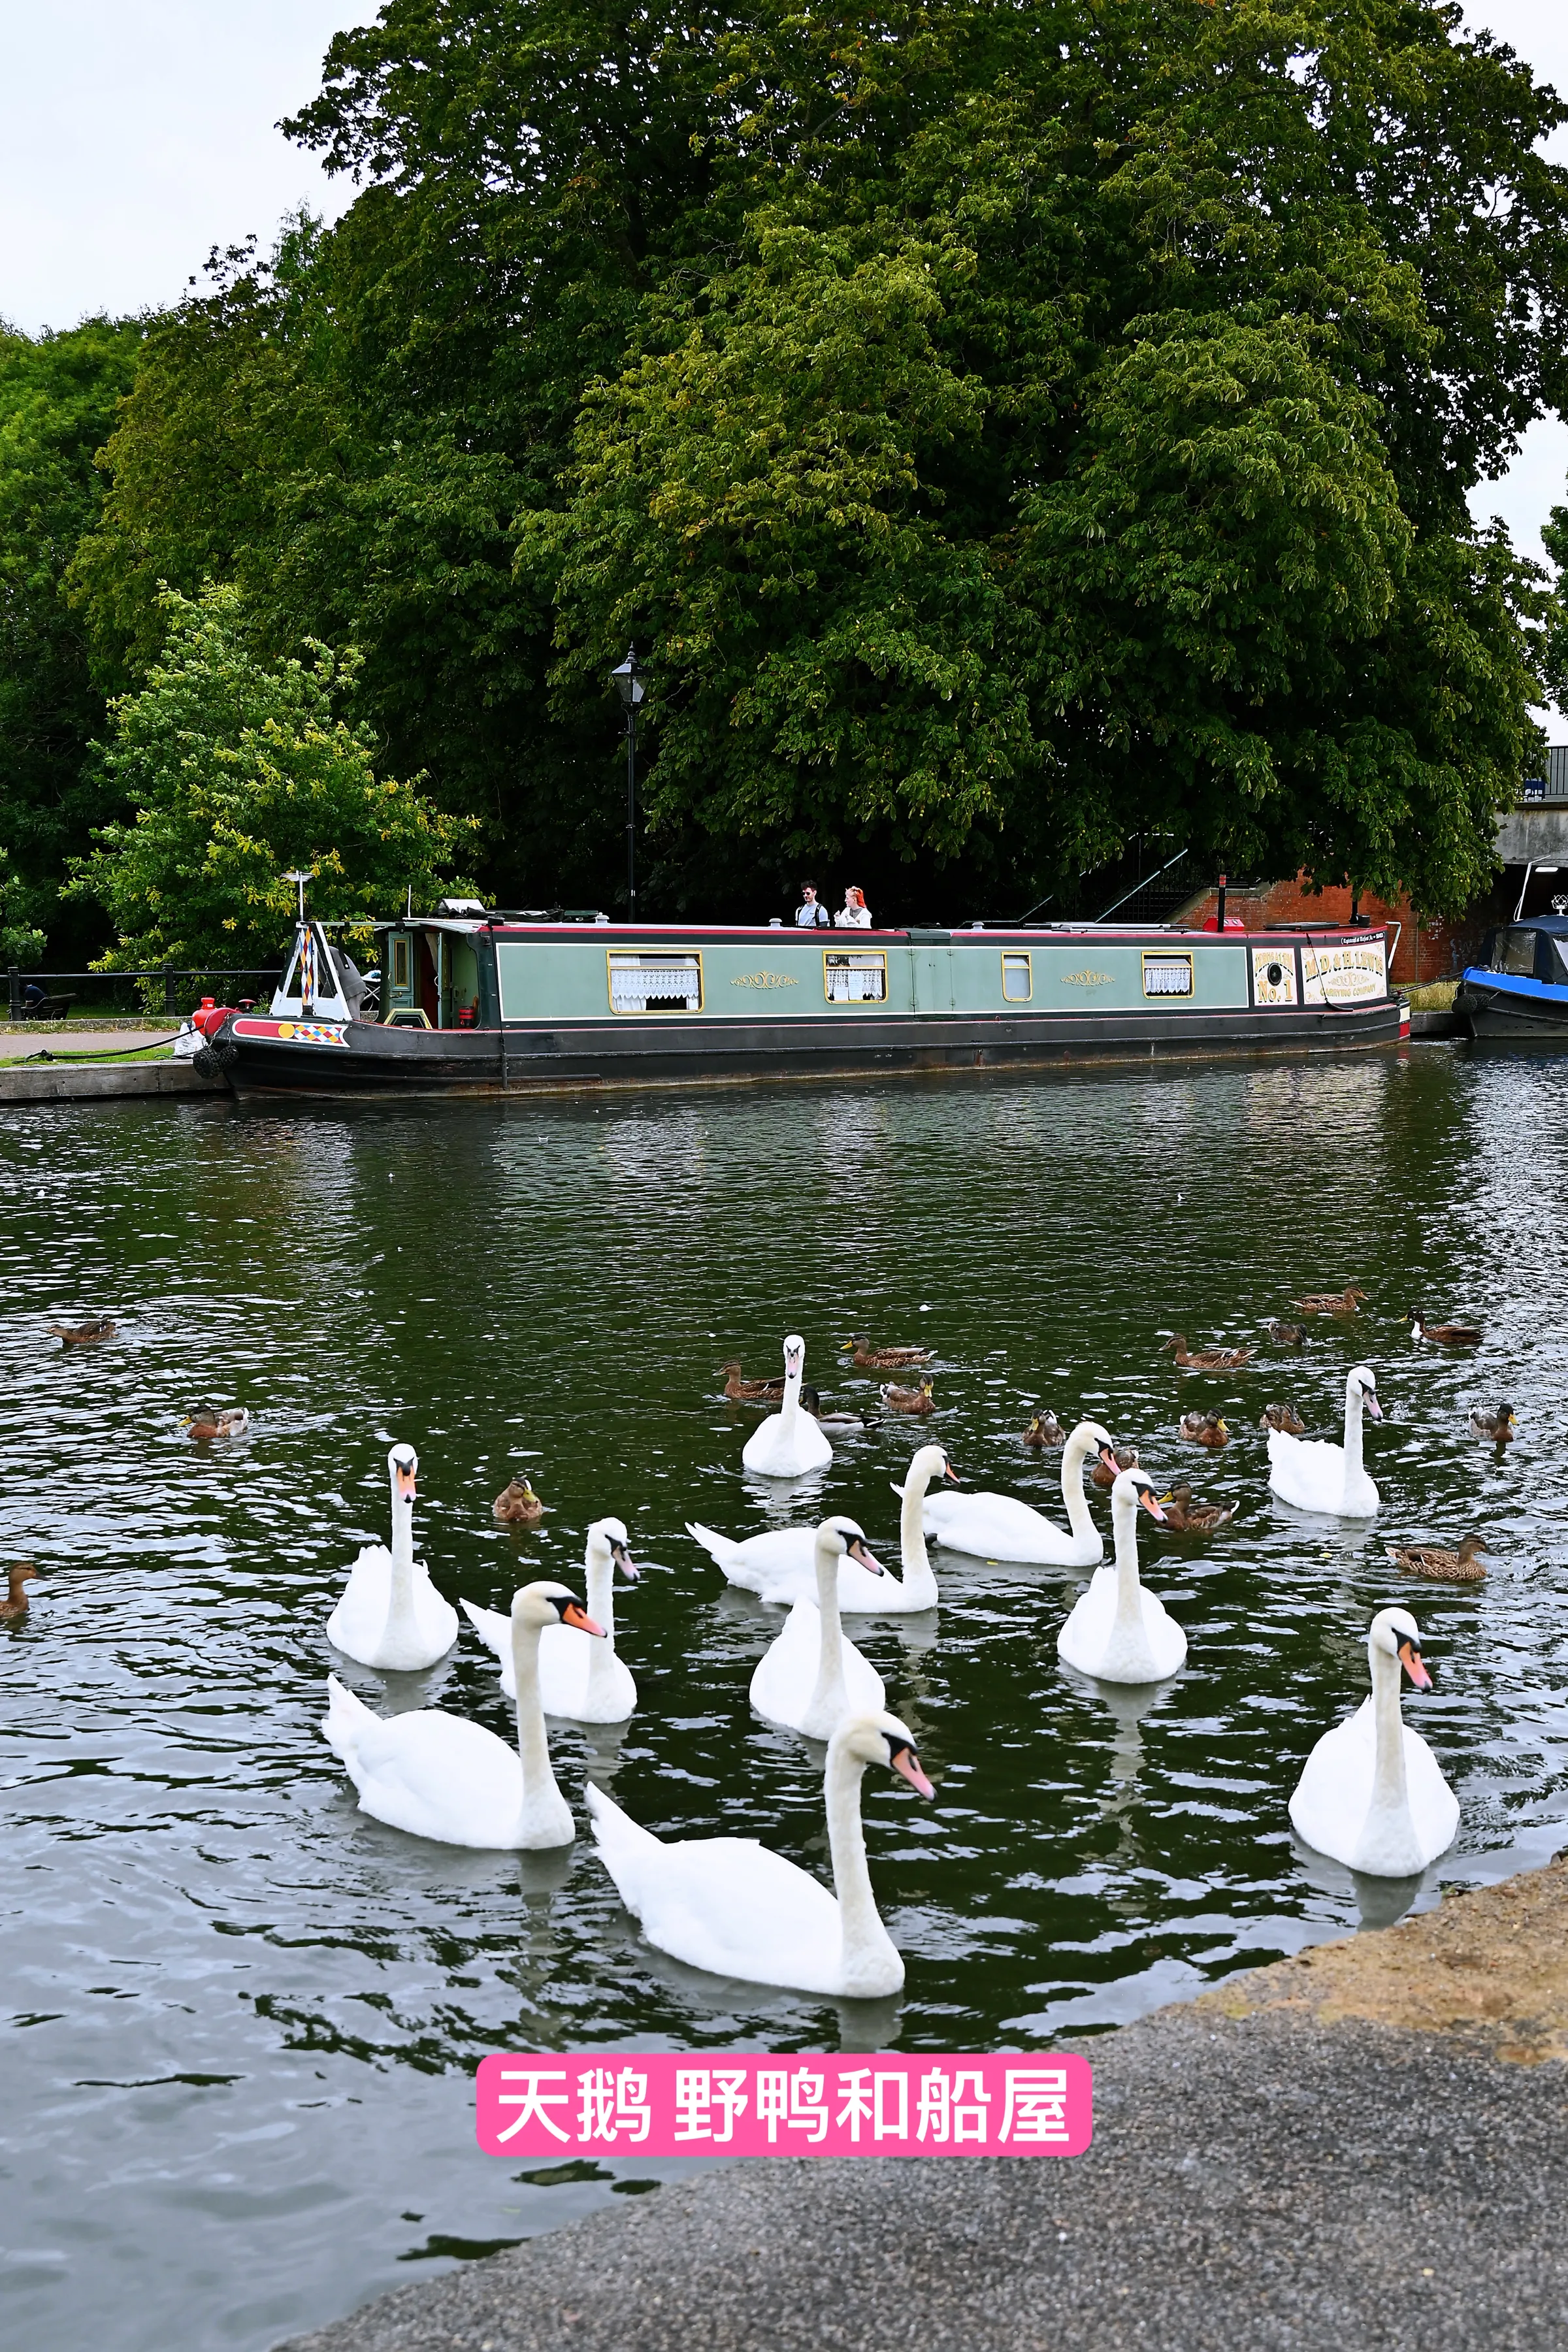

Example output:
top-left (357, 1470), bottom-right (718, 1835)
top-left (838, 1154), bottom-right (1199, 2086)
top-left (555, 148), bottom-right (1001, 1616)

top-left (838, 886), bottom-right (872, 928)
top-left (794, 881), bottom-right (831, 927)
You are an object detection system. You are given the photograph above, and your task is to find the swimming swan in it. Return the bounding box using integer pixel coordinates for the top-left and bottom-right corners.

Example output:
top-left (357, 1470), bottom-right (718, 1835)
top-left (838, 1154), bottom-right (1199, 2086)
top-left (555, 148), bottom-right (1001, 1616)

top-left (1056, 1465), bottom-right (1186, 1684)
top-left (1268, 1365), bottom-right (1381, 1518)
top-left (326, 1443), bottom-right (458, 1671)
top-left (741, 1335), bottom-right (832, 1477)
top-left (920, 1420), bottom-right (1117, 1564)
top-left (461, 1518), bottom-right (640, 1721)
top-left (1289, 1607), bottom-right (1458, 1876)
top-left (749, 1518), bottom-right (887, 1738)
top-left (688, 1443), bottom-right (958, 1610)
top-left (587, 1709), bottom-right (935, 1997)
top-left (323, 1582), bottom-right (602, 1849)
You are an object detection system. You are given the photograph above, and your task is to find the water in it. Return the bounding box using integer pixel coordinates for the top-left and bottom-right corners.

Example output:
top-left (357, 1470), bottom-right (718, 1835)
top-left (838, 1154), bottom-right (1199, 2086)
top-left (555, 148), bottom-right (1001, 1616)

top-left (3, 1049), bottom-right (1566, 2351)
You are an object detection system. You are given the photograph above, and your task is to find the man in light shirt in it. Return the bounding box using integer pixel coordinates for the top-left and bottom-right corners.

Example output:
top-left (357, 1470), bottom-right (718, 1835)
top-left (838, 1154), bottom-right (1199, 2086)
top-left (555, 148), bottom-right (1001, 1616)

top-left (794, 881), bottom-right (831, 926)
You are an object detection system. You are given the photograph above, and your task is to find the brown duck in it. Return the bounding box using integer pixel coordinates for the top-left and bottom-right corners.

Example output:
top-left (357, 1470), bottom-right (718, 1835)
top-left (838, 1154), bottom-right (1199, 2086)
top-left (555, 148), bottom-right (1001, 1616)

top-left (1022, 1408), bottom-right (1066, 1449)
top-left (1165, 1334), bottom-right (1254, 1371)
top-left (1260, 1401), bottom-right (1307, 1435)
top-left (1291, 1286), bottom-right (1366, 1317)
top-left (1092, 1443), bottom-right (1139, 1491)
top-left (845, 1335), bottom-right (935, 1370)
top-left (719, 1361), bottom-right (787, 1401)
top-left (51, 1315), bottom-right (116, 1347)
top-left (1, 1564), bottom-right (37, 1621)
top-left (882, 1379), bottom-right (936, 1416)
top-left (188, 1407), bottom-right (250, 1441)
top-left (1266, 1320), bottom-right (1305, 1348)
top-left (1408, 1311), bottom-right (1481, 1348)
top-left (1470, 1401), bottom-right (1518, 1445)
top-left (494, 1475), bottom-right (545, 1526)
top-left (1385, 1534), bottom-right (1490, 1584)
top-left (1158, 1485), bottom-right (1237, 1534)
top-left (1179, 1411), bottom-right (1229, 1448)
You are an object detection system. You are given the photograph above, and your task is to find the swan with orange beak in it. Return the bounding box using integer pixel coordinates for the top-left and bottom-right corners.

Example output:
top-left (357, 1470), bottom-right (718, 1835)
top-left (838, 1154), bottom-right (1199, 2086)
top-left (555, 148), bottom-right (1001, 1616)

top-left (1289, 1607), bottom-right (1458, 1876)
top-left (1057, 1465), bottom-right (1187, 1684)
top-left (327, 1443), bottom-right (458, 1671)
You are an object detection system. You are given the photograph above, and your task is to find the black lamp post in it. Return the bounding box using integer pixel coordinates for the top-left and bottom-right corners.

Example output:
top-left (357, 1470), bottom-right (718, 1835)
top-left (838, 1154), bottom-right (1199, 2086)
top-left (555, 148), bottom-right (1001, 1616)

top-left (610, 645), bottom-right (645, 924)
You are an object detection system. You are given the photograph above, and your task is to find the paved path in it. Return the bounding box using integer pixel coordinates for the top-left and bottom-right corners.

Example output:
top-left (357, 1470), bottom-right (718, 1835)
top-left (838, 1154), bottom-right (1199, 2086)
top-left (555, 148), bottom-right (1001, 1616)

top-left (281, 1856), bottom-right (1568, 2352)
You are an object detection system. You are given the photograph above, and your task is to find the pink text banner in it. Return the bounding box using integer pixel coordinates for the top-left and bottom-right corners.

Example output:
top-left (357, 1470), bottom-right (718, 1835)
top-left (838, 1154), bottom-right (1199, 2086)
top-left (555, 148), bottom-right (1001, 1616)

top-left (476, 2052), bottom-right (1092, 2160)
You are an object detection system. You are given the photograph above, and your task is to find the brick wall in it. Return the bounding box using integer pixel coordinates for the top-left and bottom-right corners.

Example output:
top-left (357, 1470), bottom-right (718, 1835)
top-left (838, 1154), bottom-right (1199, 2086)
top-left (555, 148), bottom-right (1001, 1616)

top-left (1172, 875), bottom-right (1512, 985)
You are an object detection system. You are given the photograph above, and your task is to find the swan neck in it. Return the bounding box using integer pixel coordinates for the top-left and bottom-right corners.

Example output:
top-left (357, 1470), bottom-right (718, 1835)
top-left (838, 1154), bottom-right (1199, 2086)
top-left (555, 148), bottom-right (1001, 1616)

top-left (1111, 1499), bottom-right (1145, 1633)
top-left (583, 1539), bottom-right (617, 1695)
top-left (808, 1546), bottom-right (848, 1726)
top-left (1062, 1431), bottom-right (1095, 1541)
top-left (384, 1485), bottom-right (416, 1637)
top-left (1369, 1643), bottom-right (1410, 1818)
top-left (777, 1358), bottom-right (802, 1441)
top-left (510, 1616), bottom-right (563, 1810)
top-left (898, 1469), bottom-right (938, 1605)
top-left (1343, 1385), bottom-right (1365, 1480)
top-left (825, 1744), bottom-right (890, 1972)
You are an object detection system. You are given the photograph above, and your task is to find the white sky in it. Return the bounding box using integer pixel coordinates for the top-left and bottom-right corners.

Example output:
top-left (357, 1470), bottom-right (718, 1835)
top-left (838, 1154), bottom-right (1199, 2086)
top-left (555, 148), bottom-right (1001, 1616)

top-left (0, 0), bottom-right (1563, 714)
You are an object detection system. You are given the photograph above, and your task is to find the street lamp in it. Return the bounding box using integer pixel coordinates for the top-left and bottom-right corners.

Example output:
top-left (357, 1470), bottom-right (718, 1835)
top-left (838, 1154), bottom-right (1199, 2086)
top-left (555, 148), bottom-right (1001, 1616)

top-left (610, 645), bottom-right (645, 924)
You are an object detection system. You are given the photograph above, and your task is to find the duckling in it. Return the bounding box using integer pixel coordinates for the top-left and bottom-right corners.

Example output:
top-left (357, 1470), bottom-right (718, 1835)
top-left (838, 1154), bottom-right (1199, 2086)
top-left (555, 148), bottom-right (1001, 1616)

top-left (1260, 1400), bottom-right (1307, 1435)
top-left (1021, 1407), bottom-right (1066, 1449)
top-left (1157, 1485), bottom-right (1237, 1534)
top-left (1091, 1443), bottom-right (1139, 1491)
top-left (1266, 1320), bottom-right (1305, 1348)
top-left (1290, 1286), bottom-right (1366, 1317)
top-left (1408, 1311), bottom-right (1481, 1348)
top-left (1165, 1334), bottom-right (1254, 1371)
top-left (719, 1360), bottom-right (786, 1401)
top-left (845, 1335), bottom-right (935, 1370)
top-left (800, 1385), bottom-right (875, 1431)
top-left (1385, 1534), bottom-right (1490, 1584)
top-left (187, 1407), bottom-right (250, 1441)
top-left (0, 1563), bottom-right (37, 1621)
top-left (50, 1315), bottom-right (116, 1347)
top-left (1470, 1401), bottom-right (1518, 1445)
top-left (1179, 1411), bottom-right (1229, 1449)
top-left (493, 1475), bottom-right (545, 1526)
top-left (882, 1379), bottom-right (936, 1416)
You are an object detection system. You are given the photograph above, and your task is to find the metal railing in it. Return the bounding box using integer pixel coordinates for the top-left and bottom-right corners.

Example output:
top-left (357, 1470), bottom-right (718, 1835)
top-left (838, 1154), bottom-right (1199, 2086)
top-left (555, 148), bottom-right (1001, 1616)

top-left (5, 966), bottom-right (283, 1022)
top-left (1520, 747), bottom-right (1568, 804)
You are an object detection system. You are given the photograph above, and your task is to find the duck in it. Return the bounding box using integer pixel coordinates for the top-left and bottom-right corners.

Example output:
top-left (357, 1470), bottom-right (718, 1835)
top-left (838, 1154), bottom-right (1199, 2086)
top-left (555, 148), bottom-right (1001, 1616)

top-left (1022, 1408), bottom-right (1066, 1449)
top-left (742, 1336), bottom-right (832, 1475)
top-left (1260, 1401), bottom-right (1307, 1435)
top-left (843, 1335), bottom-right (934, 1370)
top-left (1179, 1411), bottom-right (1229, 1448)
top-left (1, 1564), bottom-right (38, 1621)
top-left (493, 1475), bottom-right (544, 1526)
top-left (1164, 1335), bottom-right (1254, 1371)
top-left (689, 1442), bottom-right (958, 1612)
top-left (749, 1519), bottom-right (887, 1738)
top-left (1157, 1484), bottom-right (1237, 1534)
top-left (587, 1709), bottom-right (935, 1997)
top-left (324, 1582), bottom-right (602, 1849)
top-left (1470, 1401), bottom-right (1518, 1445)
top-left (1267, 1320), bottom-right (1305, 1348)
top-left (463, 1518), bottom-right (640, 1720)
top-left (1288, 1607), bottom-right (1458, 1875)
top-left (187, 1407), bottom-right (250, 1441)
top-left (1291, 1285), bottom-right (1367, 1317)
top-left (1385, 1535), bottom-right (1490, 1584)
top-left (1057, 1467), bottom-right (1186, 1684)
top-left (50, 1315), bottom-right (116, 1347)
top-left (881, 1379), bottom-right (936, 1416)
top-left (1267, 1365), bottom-right (1380, 1516)
top-left (720, 1360), bottom-right (786, 1402)
top-left (1092, 1443), bottom-right (1138, 1492)
top-left (920, 1420), bottom-right (1117, 1565)
top-left (1408, 1311), bottom-right (1481, 1348)
top-left (325, 1442), bottom-right (459, 1671)
top-left (799, 1386), bottom-right (875, 1431)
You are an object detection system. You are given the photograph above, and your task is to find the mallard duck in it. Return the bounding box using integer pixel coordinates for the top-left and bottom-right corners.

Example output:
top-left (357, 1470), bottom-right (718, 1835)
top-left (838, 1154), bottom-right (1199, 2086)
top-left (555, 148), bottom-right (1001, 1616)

top-left (187, 1407), bottom-right (250, 1441)
top-left (1165, 1333), bottom-right (1254, 1371)
top-left (1, 1563), bottom-right (38, 1621)
top-left (50, 1315), bottom-right (116, 1347)
top-left (1157, 1485), bottom-right (1237, 1534)
top-left (1470, 1401), bottom-right (1518, 1445)
top-left (494, 1475), bottom-right (544, 1526)
top-left (1022, 1408), bottom-right (1066, 1449)
top-left (1266, 1320), bottom-right (1305, 1348)
top-left (1260, 1400), bottom-right (1307, 1435)
top-left (800, 1385), bottom-right (875, 1430)
top-left (1408, 1311), bottom-right (1481, 1348)
top-left (1291, 1286), bottom-right (1366, 1317)
top-left (720, 1360), bottom-right (786, 1401)
top-left (1179, 1411), bottom-right (1229, 1448)
top-left (881, 1379), bottom-right (936, 1416)
top-left (844, 1335), bottom-right (934, 1371)
top-left (1385, 1534), bottom-right (1490, 1584)
top-left (1091, 1443), bottom-right (1138, 1490)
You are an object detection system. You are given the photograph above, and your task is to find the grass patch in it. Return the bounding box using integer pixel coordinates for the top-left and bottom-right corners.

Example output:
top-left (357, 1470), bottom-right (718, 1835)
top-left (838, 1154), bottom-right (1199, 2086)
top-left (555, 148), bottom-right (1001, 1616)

top-left (1402, 980), bottom-right (1458, 1012)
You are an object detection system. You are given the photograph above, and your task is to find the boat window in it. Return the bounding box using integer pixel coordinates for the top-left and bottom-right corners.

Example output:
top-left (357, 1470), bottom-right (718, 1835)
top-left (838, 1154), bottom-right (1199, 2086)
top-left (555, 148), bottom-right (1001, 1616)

top-left (825, 952), bottom-right (888, 1004)
top-left (1001, 952), bottom-right (1032, 1002)
top-left (391, 936), bottom-right (410, 991)
top-left (608, 952), bottom-right (703, 1013)
top-left (1499, 928), bottom-right (1539, 977)
top-left (1142, 952), bottom-right (1194, 998)
top-left (1552, 939), bottom-right (1568, 985)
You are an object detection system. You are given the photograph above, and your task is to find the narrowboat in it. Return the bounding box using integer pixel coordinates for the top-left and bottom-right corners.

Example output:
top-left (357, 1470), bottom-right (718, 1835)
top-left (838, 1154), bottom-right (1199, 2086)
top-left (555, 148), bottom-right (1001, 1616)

top-left (210, 906), bottom-right (1406, 1100)
top-left (1456, 916), bottom-right (1568, 1038)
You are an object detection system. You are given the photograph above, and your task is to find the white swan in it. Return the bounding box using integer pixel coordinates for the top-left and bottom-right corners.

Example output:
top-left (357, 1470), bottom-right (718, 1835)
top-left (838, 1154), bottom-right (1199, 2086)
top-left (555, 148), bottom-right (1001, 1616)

top-left (1269, 1365), bottom-right (1381, 1517)
top-left (326, 1443), bottom-right (458, 1671)
top-left (1056, 1465), bottom-right (1186, 1684)
top-left (741, 1335), bottom-right (832, 1476)
top-left (749, 1518), bottom-right (887, 1738)
top-left (919, 1420), bottom-right (1117, 1564)
top-left (688, 1443), bottom-right (957, 1610)
top-left (1289, 1607), bottom-right (1458, 1875)
top-left (323, 1582), bottom-right (602, 1849)
top-left (461, 1517), bottom-right (640, 1721)
top-left (587, 1709), bottom-right (934, 1997)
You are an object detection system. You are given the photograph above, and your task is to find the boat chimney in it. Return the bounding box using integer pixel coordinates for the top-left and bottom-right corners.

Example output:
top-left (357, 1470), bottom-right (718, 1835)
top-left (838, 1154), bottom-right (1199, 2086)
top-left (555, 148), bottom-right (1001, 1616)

top-left (1216, 872), bottom-right (1227, 932)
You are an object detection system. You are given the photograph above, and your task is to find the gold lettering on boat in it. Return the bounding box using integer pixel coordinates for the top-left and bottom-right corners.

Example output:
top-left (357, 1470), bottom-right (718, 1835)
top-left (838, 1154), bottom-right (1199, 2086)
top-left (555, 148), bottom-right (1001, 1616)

top-left (730, 971), bottom-right (800, 990)
top-left (1060, 968), bottom-right (1115, 988)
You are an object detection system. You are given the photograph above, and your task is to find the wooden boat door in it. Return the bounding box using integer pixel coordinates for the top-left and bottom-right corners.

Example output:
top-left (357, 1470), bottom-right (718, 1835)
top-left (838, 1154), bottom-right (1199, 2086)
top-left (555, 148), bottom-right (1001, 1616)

top-left (906, 929), bottom-right (953, 1014)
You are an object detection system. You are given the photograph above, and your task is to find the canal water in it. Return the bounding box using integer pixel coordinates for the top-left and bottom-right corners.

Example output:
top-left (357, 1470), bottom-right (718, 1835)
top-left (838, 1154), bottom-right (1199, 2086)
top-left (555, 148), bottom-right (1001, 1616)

top-left (3, 1049), bottom-right (1565, 2351)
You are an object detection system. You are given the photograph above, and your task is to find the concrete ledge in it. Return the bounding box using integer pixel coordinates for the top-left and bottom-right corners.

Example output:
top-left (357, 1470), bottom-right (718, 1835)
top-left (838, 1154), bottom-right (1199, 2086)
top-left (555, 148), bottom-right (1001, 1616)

top-left (1409, 1009), bottom-right (1461, 1038)
top-left (0, 1060), bottom-right (224, 1102)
